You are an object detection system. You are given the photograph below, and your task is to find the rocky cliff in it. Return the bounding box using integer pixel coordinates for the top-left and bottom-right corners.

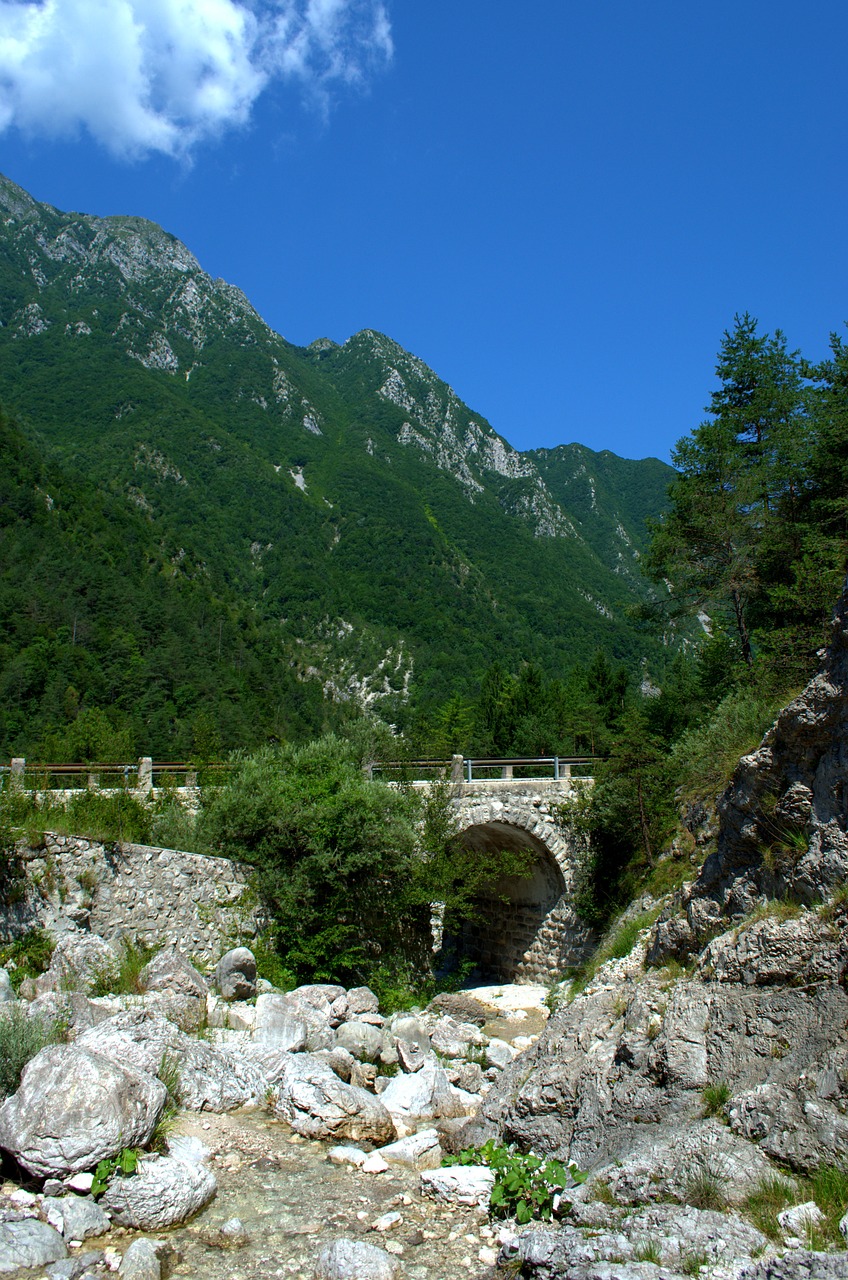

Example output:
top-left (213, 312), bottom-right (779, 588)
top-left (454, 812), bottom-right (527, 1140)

top-left (461, 589), bottom-right (848, 1277)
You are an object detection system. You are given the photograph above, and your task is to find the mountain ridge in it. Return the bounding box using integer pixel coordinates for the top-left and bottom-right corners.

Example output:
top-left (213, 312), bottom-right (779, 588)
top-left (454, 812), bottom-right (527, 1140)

top-left (0, 171), bottom-right (678, 756)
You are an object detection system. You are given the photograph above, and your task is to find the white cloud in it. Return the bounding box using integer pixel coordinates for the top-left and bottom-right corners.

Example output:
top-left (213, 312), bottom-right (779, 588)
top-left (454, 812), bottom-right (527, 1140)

top-left (0, 0), bottom-right (392, 157)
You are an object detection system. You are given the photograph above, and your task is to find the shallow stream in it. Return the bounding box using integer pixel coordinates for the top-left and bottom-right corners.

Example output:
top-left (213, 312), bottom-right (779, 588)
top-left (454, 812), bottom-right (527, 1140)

top-left (158, 1108), bottom-right (498, 1280)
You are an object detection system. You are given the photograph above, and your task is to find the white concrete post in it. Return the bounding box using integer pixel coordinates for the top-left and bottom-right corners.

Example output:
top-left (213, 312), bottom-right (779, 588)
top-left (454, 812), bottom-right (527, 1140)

top-left (138, 757), bottom-right (153, 795)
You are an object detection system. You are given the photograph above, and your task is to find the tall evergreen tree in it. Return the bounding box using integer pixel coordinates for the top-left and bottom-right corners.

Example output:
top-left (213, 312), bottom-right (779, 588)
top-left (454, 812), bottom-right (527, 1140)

top-left (649, 314), bottom-right (810, 666)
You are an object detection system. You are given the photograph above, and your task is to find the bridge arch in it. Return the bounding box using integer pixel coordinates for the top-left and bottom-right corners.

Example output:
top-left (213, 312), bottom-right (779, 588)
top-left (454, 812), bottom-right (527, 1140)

top-left (448, 793), bottom-right (593, 984)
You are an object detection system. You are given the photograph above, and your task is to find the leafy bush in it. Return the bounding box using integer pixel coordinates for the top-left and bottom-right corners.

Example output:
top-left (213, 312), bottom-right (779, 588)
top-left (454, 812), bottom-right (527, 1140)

top-left (200, 733), bottom-right (534, 990)
top-left (0, 1005), bottom-right (64, 1098)
top-left (0, 928), bottom-right (54, 991)
top-left (445, 1140), bottom-right (585, 1224)
top-left (0, 788), bottom-right (153, 848)
top-left (250, 933), bottom-right (296, 992)
top-left (199, 735), bottom-right (428, 987)
top-left (671, 687), bottom-right (786, 807)
top-left (91, 1147), bottom-right (139, 1198)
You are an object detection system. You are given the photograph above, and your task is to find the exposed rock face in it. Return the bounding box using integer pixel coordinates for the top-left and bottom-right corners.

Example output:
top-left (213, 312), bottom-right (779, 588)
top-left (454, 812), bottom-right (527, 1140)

top-left (254, 992), bottom-right (334, 1052)
top-left (660, 586), bottom-right (848, 952)
top-left (35, 934), bottom-right (118, 996)
top-left (0, 1220), bottom-right (67, 1273)
top-left (43, 1193), bottom-right (111, 1240)
top-left (460, 583), bottom-right (848, 1276)
top-left (314, 1238), bottom-right (402, 1280)
top-left (138, 948), bottom-right (208, 1000)
top-left (0, 835), bottom-right (261, 966)
top-left (510, 1206), bottom-right (769, 1278)
top-left (76, 1009), bottom-right (264, 1111)
top-left (379, 1060), bottom-right (466, 1128)
top-left (0, 1045), bottom-right (166, 1176)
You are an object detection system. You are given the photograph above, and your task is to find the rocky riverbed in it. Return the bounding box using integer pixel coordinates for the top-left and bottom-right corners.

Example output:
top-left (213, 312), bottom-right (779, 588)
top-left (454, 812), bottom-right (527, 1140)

top-left (3, 596), bottom-right (848, 1280)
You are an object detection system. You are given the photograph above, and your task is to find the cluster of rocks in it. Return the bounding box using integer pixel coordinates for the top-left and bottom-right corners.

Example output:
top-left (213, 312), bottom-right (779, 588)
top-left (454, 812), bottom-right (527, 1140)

top-left (0, 935), bottom-right (529, 1276)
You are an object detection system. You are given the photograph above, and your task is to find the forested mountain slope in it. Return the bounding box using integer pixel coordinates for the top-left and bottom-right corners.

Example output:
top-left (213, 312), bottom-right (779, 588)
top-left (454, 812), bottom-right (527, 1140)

top-left (0, 173), bottom-right (674, 757)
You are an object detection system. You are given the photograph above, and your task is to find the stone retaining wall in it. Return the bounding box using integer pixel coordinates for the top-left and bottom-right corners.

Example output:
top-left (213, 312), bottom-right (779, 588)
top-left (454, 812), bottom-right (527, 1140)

top-left (1, 834), bottom-right (263, 965)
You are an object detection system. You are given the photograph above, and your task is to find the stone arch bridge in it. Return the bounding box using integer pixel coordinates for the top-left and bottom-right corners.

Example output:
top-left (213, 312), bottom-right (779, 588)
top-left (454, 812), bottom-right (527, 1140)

top-left (5, 755), bottom-right (597, 985)
top-left (443, 773), bottom-right (594, 984)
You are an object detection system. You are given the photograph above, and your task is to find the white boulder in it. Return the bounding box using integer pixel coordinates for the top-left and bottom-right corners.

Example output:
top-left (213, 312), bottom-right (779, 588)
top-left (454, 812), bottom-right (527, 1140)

top-left (100, 1153), bottom-right (216, 1229)
top-left (0, 1044), bottom-right (165, 1176)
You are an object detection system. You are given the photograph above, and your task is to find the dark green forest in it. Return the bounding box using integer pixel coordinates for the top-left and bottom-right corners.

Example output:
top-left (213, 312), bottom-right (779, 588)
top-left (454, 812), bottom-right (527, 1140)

top-left (0, 172), bottom-right (681, 762)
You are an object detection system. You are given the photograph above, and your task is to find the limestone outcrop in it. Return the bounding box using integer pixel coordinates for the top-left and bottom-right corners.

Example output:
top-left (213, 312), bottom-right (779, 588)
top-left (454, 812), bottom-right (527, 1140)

top-left (465, 591), bottom-right (848, 1276)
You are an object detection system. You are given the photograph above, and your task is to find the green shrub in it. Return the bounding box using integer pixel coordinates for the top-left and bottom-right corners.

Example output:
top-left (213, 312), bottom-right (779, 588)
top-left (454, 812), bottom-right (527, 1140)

top-left (0, 1005), bottom-right (64, 1098)
top-left (0, 788), bottom-right (153, 847)
top-left (250, 934), bottom-right (296, 992)
top-left (0, 928), bottom-right (54, 991)
top-left (89, 938), bottom-right (157, 998)
top-left (671, 688), bottom-right (787, 807)
top-left (148, 795), bottom-right (204, 854)
top-left (198, 736), bottom-right (426, 986)
top-left (444, 1140), bottom-right (585, 1224)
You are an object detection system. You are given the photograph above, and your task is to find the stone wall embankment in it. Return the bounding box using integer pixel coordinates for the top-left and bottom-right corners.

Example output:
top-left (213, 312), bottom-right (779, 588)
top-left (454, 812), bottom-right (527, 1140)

top-left (1, 834), bottom-right (262, 965)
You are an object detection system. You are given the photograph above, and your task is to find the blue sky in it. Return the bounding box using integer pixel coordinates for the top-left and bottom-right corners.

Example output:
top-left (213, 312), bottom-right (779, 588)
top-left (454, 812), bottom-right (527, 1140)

top-left (1, 0), bottom-right (846, 462)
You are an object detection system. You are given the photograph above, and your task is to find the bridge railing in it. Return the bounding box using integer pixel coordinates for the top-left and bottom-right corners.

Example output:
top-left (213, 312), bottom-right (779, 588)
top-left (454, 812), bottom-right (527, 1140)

top-left (3, 754), bottom-right (597, 793)
top-left (1, 758), bottom-right (233, 794)
top-left (367, 755), bottom-right (596, 783)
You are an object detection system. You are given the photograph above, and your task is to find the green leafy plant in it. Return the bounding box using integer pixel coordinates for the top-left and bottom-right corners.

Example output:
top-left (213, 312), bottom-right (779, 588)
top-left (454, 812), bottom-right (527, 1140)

top-left (444, 1140), bottom-right (585, 1225)
top-left (90, 1146), bottom-right (139, 1198)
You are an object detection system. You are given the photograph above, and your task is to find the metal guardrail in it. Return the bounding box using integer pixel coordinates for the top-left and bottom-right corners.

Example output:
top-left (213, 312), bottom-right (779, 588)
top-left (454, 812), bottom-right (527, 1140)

top-left (368, 755), bottom-right (596, 783)
top-left (2, 758), bottom-right (233, 792)
top-left (5, 755), bottom-right (596, 791)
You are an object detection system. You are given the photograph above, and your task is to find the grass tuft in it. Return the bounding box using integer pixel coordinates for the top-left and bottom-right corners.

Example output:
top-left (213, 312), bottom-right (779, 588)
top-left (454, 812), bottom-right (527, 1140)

top-left (89, 937), bottom-right (158, 998)
top-left (701, 1081), bottom-right (731, 1120)
top-left (683, 1155), bottom-right (727, 1212)
top-left (743, 1173), bottom-right (797, 1240)
top-left (0, 1005), bottom-right (65, 1099)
